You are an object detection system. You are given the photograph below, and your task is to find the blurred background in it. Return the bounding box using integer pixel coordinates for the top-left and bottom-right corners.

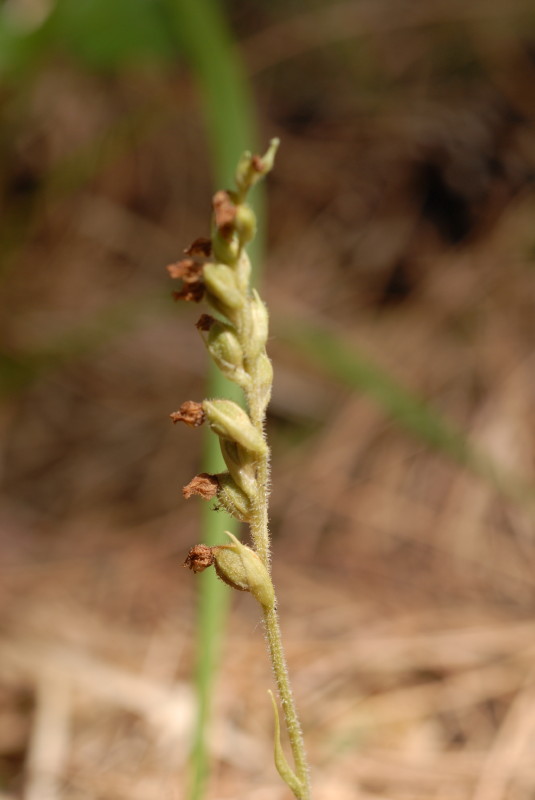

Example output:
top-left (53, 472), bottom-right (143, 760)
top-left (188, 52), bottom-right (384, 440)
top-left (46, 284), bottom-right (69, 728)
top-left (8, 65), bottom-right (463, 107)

top-left (1, 0), bottom-right (535, 798)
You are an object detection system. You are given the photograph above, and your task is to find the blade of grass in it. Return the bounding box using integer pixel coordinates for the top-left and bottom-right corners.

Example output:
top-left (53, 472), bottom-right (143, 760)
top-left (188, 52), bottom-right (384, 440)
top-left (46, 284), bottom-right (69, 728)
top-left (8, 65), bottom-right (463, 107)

top-left (1, 9), bottom-right (263, 793)
top-left (279, 318), bottom-right (535, 511)
top-left (162, 2), bottom-right (263, 797)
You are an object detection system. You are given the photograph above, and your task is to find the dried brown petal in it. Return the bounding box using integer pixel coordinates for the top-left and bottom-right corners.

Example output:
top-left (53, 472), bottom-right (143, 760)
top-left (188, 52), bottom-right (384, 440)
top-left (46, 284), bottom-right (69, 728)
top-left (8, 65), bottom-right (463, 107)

top-left (170, 401), bottom-right (205, 427)
top-left (183, 544), bottom-right (214, 573)
top-left (172, 283), bottom-right (205, 303)
top-left (184, 237), bottom-right (212, 257)
top-left (212, 190), bottom-right (236, 238)
top-left (196, 313), bottom-right (215, 332)
top-left (182, 473), bottom-right (219, 500)
top-left (167, 258), bottom-right (203, 282)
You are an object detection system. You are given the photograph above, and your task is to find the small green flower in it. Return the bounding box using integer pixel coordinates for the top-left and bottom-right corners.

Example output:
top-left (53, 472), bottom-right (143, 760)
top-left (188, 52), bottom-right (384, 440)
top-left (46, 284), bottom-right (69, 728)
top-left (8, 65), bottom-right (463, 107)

top-left (203, 262), bottom-right (244, 310)
top-left (212, 532), bottom-right (275, 611)
top-left (202, 399), bottom-right (267, 455)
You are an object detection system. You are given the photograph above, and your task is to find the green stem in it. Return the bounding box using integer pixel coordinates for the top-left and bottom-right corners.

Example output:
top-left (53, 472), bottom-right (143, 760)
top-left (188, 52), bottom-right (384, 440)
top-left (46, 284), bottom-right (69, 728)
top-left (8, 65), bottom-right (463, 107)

top-left (163, 3), bottom-right (261, 798)
top-left (245, 374), bottom-right (271, 568)
top-left (263, 606), bottom-right (311, 799)
top-left (244, 339), bottom-right (310, 798)
top-left (188, 382), bottom-right (236, 800)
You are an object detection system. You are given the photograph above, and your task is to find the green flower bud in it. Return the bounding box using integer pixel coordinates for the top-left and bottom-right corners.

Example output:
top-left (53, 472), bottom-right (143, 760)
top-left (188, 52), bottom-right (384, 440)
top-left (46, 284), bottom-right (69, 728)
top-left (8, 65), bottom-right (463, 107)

top-left (235, 251), bottom-right (252, 293)
top-left (203, 263), bottom-right (243, 310)
top-left (220, 438), bottom-right (257, 497)
top-left (234, 204), bottom-right (256, 246)
top-left (258, 137), bottom-right (280, 177)
top-left (202, 399), bottom-right (267, 455)
top-left (248, 289), bottom-right (269, 357)
top-left (255, 352), bottom-right (273, 412)
top-left (216, 472), bottom-right (251, 522)
top-left (213, 532), bottom-right (275, 610)
top-left (234, 138), bottom-right (280, 197)
top-left (257, 351), bottom-right (273, 385)
top-left (208, 322), bottom-right (242, 365)
top-left (211, 230), bottom-right (240, 266)
top-left (234, 150), bottom-right (255, 195)
top-left (206, 321), bottom-right (249, 388)
top-left (203, 294), bottom-right (238, 325)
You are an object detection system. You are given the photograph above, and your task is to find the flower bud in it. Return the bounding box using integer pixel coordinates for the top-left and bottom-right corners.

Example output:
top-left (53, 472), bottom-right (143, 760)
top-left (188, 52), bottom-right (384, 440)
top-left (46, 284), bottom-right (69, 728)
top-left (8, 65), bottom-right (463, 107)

top-left (208, 322), bottom-right (242, 366)
top-left (203, 263), bottom-right (243, 310)
top-left (248, 289), bottom-right (269, 357)
top-left (256, 352), bottom-right (273, 387)
top-left (203, 294), bottom-right (238, 324)
top-left (219, 439), bottom-right (257, 497)
top-left (211, 230), bottom-right (240, 266)
top-left (255, 352), bottom-right (273, 412)
top-left (206, 321), bottom-right (249, 388)
top-left (216, 472), bottom-right (251, 522)
top-left (234, 138), bottom-right (280, 196)
top-left (213, 532), bottom-right (275, 610)
top-left (235, 251), bottom-right (252, 293)
top-left (234, 204), bottom-right (256, 246)
top-left (234, 150), bottom-right (255, 195)
top-left (257, 137), bottom-right (280, 177)
top-left (202, 399), bottom-right (267, 455)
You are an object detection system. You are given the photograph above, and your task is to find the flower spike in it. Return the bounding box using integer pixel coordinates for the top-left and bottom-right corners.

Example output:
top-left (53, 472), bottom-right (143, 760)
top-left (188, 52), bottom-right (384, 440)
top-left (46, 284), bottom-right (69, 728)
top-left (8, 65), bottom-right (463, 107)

top-left (172, 141), bottom-right (310, 799)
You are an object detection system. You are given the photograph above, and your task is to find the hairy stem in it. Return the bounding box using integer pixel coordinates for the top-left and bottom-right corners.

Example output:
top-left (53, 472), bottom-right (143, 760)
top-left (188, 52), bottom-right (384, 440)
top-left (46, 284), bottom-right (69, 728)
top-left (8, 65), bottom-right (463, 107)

top-left (245, 362), bottom-right (310, 798)
top-left (263, 606), bottom-right (311, 798)
top-left (245, 373), bottom-right (271, 567)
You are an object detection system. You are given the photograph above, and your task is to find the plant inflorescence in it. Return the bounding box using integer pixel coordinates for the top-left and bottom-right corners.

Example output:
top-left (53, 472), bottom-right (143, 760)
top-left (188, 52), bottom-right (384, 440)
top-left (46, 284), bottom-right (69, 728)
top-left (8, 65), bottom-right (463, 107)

top-left (169, 140), bottom-right (311, 799)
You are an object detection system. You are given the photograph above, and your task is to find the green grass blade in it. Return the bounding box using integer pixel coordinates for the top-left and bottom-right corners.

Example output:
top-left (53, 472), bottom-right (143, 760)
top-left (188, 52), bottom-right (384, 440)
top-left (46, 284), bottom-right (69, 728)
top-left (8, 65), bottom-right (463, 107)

top-left (161, 2), bottom-right (263, 798)
top-left (162, 0), bottom-right (264, 266)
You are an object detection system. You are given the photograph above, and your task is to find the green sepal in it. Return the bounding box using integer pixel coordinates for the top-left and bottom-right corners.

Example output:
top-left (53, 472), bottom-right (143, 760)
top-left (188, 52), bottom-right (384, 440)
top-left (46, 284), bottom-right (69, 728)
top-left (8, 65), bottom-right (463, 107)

top-left (204, 263), bottom-right (244, 310)
top-left (234, 138), bottom-right (280, 199)
top-left (203, 398), bottom-right (267, 455)
top-left (219, 438), bottom-right (257, 498)
top-left (216, 472), bottom-right (251, 522)
top-left (213, 532), bottom-right (275, 610)
top-left (211, 229), bottom-right (240, 266)
top-left (234, 203), bottom-right (256, 247)
top-left (247, 289), bottom-right (269, 357)
top-left (206, 321), bottom-right (250, 389)
top-left (255, 352), bottom-right (273, 413)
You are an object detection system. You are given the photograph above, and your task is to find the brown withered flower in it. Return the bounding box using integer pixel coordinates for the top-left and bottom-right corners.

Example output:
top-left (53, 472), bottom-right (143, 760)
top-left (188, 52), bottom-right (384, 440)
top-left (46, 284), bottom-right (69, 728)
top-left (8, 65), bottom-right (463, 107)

top-left (183, 544), bottom-right (214, 573)
top-left (172, 284), bottom-right (205, 303)
top-left (170, 401), bottom-right (205, 427)
top-left (196, 313), bottom-right (215, 332)
top-left (182, 473), bottom-right (219, 500)
top-left (167, 258), bottom-right (203, 281)
top-left (168, 258), bottom-right (205, 303)
top-left (212, 190), bottom-right (237, 238)
top-left (184, 237), bottom-right (212, 257)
